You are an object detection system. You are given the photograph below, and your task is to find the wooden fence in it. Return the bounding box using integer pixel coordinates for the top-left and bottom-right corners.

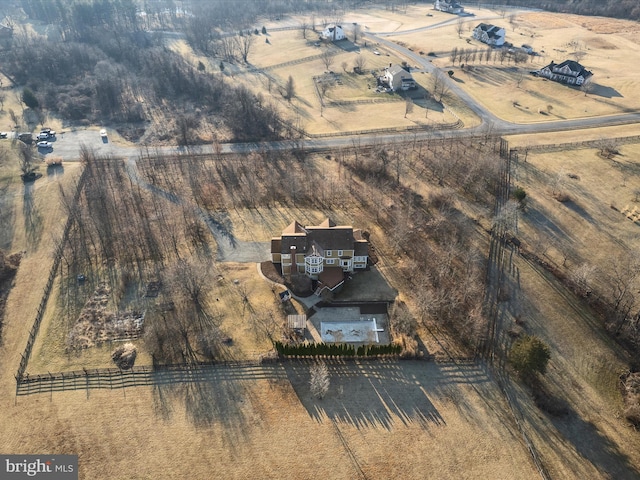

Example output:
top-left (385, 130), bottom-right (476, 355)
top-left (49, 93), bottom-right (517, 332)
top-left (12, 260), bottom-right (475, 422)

top-left (16, 360), bottom-right (273, 396)
top-left (15, 167), bottom-right (89, 391)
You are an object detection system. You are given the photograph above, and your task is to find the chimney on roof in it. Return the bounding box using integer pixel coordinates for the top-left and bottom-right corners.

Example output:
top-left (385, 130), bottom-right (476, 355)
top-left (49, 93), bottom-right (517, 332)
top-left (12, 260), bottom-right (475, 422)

top-left (289, 246), bottom-right (296, 278)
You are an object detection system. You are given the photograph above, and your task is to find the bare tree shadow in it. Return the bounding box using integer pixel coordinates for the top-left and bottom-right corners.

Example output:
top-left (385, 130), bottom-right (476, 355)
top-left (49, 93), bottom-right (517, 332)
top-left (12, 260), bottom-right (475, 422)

top-left (23, 181), bottom-right (43, 248)
top-left (150, 363), bottom-right (288, 449)
top-left (0, 181), bottom-right (16, 250)
top-left (546, 399), bottom-right (640, 479)
top-left (563, 200), bottom-right (595, 224)
top-left (285, 360), bottom-right (491, 430)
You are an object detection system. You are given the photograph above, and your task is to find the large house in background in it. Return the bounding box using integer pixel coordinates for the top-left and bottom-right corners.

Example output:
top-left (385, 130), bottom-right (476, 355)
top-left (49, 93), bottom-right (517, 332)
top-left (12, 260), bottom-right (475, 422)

top-left (381, 64), bottom-right (416, 91)
top-left (472, 23), bottom-right (505, 46)
top-left (434, 0), bottom-right (464, 14)
top-left (321, 24), bottom-right (346, 42)
top-left (271, 219), bottom-right (369, 293)
top-left (537, 60), bottom-right (593, 86)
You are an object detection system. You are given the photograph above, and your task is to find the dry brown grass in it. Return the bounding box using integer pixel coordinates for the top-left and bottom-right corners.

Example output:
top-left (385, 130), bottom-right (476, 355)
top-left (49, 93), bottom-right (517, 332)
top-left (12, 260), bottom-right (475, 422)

top-left (393, 9), bottom-right (640, 123)
top-left (0, 358), bottom-right (541, 479)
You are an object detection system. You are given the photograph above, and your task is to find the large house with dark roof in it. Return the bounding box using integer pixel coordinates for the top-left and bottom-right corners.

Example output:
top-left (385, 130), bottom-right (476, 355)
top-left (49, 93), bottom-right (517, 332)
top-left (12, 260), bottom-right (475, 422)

top-left (472, 23), bottom-right (505, 47)
top-left (271, 219), bottom-right (369, 292)
top-left (434, 0), bottom-right (464, 14)
top-left (536, 60), bottom-right (593, 86)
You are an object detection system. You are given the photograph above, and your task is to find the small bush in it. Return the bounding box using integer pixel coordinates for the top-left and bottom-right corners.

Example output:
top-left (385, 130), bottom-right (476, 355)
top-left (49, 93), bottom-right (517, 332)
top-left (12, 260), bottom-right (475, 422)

top-left (509, 335), bottom-right (550, 379)
top-left (552, 191), bottom-right (570, 203)
top-left (512, 186), bottom-right (526, 203)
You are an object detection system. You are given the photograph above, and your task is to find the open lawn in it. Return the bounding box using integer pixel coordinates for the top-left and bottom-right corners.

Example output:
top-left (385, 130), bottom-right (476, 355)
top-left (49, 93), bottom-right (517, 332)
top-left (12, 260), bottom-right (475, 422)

top-left (506, 123), bottom-right (640, 148)
top-left (514, 142), bottom-right (640, 288)
top-left (0, 353), bottom-right (542, 479)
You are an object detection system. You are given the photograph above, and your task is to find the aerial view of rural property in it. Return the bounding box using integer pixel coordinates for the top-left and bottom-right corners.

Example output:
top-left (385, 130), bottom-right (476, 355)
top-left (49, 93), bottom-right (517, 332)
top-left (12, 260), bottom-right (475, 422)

top-left (2, 0), bottom-right (640, 478)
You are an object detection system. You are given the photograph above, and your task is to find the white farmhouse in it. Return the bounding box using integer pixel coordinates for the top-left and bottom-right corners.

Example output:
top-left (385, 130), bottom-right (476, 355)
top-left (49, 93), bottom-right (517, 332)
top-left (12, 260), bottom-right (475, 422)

top-left (472, 23), bottom-right (505, 47)
top-left (321, 25), bottom-right (346, 42)
top-left (381, 65), bottom-right (416, 91)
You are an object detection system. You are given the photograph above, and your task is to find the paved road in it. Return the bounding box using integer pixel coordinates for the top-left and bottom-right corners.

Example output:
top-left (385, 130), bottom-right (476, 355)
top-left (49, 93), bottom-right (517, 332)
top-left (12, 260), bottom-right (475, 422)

top-left (11, 11), bottom-right (639, 163)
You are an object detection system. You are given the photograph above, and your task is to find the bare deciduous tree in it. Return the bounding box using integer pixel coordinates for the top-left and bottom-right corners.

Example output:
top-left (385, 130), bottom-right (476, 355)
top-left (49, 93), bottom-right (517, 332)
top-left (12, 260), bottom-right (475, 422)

top-left (321, 49), bottom-right (335, 71)
top-left (236, 32), bottom-right (255, 63)
top-left (456, 17), bottom-right (465, 38)
top-left (310, 362), bottom-right (330, 399)
top-left (404, 97), bottom-right (414, 118)
top-left (431, 70), bottom-right (450, 102)
top-left (354, 54), bottom-right (367, 73)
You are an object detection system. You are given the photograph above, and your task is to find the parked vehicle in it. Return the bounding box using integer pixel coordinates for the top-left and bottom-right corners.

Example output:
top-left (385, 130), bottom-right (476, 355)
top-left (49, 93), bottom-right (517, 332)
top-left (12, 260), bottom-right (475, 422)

top-left (37, 141), bottom-right (52, 149)
top-left (40, 127), bottom-right (56, 136)
top-left (18, 132), bottom-right (33, 144)
top-left (37, 132), bottom-right (50, 140)
top-left (0, 132), bottom-right (7, 139)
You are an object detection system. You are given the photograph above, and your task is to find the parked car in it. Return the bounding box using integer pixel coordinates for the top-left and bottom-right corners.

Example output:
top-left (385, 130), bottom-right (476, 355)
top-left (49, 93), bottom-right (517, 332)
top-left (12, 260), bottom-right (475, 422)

top-left (0, 132), bottom-right (7, 139)
top-left (37, 141), bottom-right (52, 149)
top-left (37, 132), bottom-right (50, 140)
top-left (100, 129), bottom-right (108, 138)
top-left (40, 127), bottom-right (56, 136)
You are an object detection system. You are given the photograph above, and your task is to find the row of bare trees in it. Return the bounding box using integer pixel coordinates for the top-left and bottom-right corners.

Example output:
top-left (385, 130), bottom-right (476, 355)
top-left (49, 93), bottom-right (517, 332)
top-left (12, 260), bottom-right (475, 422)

top-left (450, 47), bottom-right (530, 67)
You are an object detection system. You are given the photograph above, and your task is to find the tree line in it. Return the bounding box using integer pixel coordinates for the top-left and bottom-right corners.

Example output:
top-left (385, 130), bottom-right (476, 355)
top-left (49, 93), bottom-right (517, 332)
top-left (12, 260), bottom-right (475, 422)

top-left (489, 0), bottom-right (640, 22)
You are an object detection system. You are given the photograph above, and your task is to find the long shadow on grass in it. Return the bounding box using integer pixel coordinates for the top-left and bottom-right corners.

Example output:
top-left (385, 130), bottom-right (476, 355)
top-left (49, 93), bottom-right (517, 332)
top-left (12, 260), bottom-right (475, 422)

top-left (23, 180), bottom-right (43, 249)
top-left (285, 359), bottom-right (491, 430)
top-left (537, 378), bottom-right (640, 480)
top-left (151, 363), bottom-right (288, 447)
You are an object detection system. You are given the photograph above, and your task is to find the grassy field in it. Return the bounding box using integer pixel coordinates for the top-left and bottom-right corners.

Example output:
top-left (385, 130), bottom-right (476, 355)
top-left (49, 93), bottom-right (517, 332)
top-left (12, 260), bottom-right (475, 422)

top-left (407, 9), bottom-right (640, 123)
top-left (0, 356), bottom-right (541, 480)
top-left (2, 5), bottom-right (640, 479)
top-left (506, 123), bottom-right (640, 148)
top-left (514, 142), bottom-right (640, 285)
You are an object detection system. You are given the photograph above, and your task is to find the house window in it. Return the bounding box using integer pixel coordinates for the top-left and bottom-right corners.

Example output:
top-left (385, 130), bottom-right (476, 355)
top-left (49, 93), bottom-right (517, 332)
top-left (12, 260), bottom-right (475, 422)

top-left (306, 265), bottom-right (322, 275)
top-left (325, 259), bottom-right (336, 265)
top-left (325, 250), bottom-right (332, 257)
top-left (305, 255), bottom-right (322, 265)
top-left (338, 250), bottom-right (343, 257)
top-left (341, 260), bottom-right (350, 268)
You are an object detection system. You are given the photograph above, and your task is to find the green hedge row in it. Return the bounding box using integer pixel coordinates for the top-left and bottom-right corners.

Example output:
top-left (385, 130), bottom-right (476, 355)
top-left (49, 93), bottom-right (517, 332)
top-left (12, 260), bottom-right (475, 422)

top-left (274, 341), bottom-right (401, 357)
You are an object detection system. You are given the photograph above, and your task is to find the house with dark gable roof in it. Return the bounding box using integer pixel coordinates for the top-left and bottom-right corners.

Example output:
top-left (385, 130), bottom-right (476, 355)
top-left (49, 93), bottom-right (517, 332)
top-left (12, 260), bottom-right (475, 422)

top-left (271, 219), bottom-right (369, 292)
top-left (537, 60), bottom-right (593, 86)
top-left (434, 0), bottom-right (464, 14)
top-left (472, 23), bottom-right (505, 47)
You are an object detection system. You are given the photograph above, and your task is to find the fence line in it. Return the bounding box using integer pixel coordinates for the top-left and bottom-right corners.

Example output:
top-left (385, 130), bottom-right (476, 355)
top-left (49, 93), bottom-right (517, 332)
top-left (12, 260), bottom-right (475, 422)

top-left (15, 167), bottom-right (89, 389)
top-left (517, 134), bottom-right (640, 153)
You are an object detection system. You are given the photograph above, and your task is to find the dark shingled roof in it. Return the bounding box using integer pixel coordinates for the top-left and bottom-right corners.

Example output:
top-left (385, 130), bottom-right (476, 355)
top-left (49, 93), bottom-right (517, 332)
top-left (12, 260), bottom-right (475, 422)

top-left (281, 235), bottom-right (307, 253)
top-left (271, 238), bottom-right (282, 254)
top-left (306, 227), bottom-right (355, 251)
top-left (275, 219), bottom-right (368, 256)
top-left (354, 241), bottom-right (368, 256)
